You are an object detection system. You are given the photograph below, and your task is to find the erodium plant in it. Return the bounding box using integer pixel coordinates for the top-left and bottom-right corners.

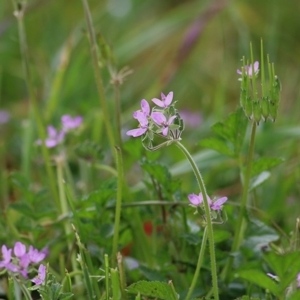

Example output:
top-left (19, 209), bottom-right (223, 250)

top-left (126, 91), bottom-right (228, 300)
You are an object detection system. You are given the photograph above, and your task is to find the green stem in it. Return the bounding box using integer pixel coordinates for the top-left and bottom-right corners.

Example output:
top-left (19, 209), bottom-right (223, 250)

top-left (56, 156), bottom-right (80, 286)
top-left (81, 0), bottom-right (115, 153)
top-left (175, 141), bottom-right (219, 300)
top-left (12, 1), bottom-right (59, 207)
top-left (184, 226), bottom-right (208, 300)
top-left (222, 121), bottom-right (257, 281)
top-left (113, 83), bottom-right (122, 147)
top-left (112, 146), bottom-right (124, 265)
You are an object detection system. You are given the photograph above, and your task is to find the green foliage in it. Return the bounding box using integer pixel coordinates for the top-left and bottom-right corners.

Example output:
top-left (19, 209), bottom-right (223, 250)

top-left (127, 281), bottom-right (178, 300)
top-left (200, 108), bottom-right (248, 157)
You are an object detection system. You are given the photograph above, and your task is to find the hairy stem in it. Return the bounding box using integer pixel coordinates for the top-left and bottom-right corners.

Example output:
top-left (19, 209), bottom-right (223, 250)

top-left (176, 141), bottom-right (219, 300)
top-left (184, 226), bottom-right (208, 300)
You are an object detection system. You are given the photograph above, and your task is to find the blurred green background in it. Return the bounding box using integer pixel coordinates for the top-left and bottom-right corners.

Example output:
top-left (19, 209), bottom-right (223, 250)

top-left (1, 0), bottom-right (300, 226)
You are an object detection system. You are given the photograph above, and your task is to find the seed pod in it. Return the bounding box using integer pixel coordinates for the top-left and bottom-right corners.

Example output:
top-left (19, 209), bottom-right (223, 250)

top-left (240, 88), bottom-right (248, 110)
top-left (253, 101), bottom-right (261, 125)
top-left (269, 101), bottom-right (278, 122)
top-left (261, 96), bottom-right (269, 121)
top-left (244, 96), bottom-right (253, 119)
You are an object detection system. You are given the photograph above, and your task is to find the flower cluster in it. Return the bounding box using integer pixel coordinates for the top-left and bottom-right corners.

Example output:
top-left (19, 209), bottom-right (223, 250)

top-left (188, 193), bottom-right (227, 211)
top-left (126, 92), bottom-right (184, 150)
top-left (0, 241), bottom-right (47, 285)
top-left (37, 114), bottom-right (83, 148)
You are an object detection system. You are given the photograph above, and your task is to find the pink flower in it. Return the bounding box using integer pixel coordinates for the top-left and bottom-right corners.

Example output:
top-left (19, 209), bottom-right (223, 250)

top-left (36, 126), bottom-right (65, 148)
top-left (14, 242), bottom-right (26, 257)
top-left (151, 112), bottom-right (176, 136)
top-left (188, 193), bottom-right (227, 211)
top-left (31, 264), bottom-right (46, 285)
top-left (126, 113), bottom-right (149, 137)
top-left (133, 99), bottom-right (150, 119)
top-left (152, 91), bottom-right (173, 108)
top-left (237, 61), bottom-right (259, 78)
top-left (61, 115), bottom-right (83, 131)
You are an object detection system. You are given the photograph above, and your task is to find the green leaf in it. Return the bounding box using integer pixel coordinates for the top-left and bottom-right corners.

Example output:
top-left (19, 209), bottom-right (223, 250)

top-left (127, 281), bottom-right (178, 300)
top-left (237, 269), bottom-right (279, 296)
top-left (211, 107), bottom-right (248, 156)
top-left (234, 296), bottom-right (261, 300)
top-left (249, 171), bottom-right (270, 191)
top-left (200, 138), bottom-right (234, 157)
top-left (243, 219), bottom-right (279, 253)
top-left (213, 230), bottom-right (232, 243)
top-left (288, 289), bottom-right (300, 300)
top-left (251, 157), bottom-right (284, 177)
top-left (264, 251), bottom-right (300, 292)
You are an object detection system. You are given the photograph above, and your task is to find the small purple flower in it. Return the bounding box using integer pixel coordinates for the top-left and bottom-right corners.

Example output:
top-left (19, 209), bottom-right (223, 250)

top-left (297, 273), bottom-right (300, 288)
top-left (188, 193), bottom-right (227, 211)
top-left (133, 99), bottom-right (150, 119)
top-left (0, 110), bottom-right (10, 124)
top-left (28, 246), bottom-right (46, 264)
top-left (151, 112), bottom-right (176, 136)
top-left (237, 61), bottom-right (259, 78)
top-left (14, 242), bottom-right (26, 258)
top-left (0, 245), bottom-right (19, 273)
top-left (31, 264), bottom-right (46, 285)
top-left (126, 113), bottom-right (149, 137)
top-left (61, 115), bottom-right (83, 131)
top-left (210, 197), bottom-right (228, 210)
top-left (0, 245), bottom-right (12, 267)
top-left (44, 126), bottom-right (65, 148)
top-left (152, 91), bottom-right (173, 108)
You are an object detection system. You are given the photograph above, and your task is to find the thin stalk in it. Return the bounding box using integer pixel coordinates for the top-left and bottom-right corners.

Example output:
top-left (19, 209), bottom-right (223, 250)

top-left (175, 141), bottom-right (219, 300)
top-left (56, 156), bottom-right (80, 287)
top-left (12, 1), bottom-right (59, 206)
top-left (112, 146), bottom-right (124, 265)
top-left (222, 121), bottom-right (257, 280)
top-left (184, 226), bottom-right (208, 300)
top-left (81, 0), bottom-right (115, 152)
top-left (113, 84), bottom-right (122, 146)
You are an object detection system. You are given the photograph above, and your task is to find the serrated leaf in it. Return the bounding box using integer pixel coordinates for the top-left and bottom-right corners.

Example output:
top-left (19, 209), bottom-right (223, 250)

top-left (249, 171), bottom-right (270, 191)
top-left (251, 157), bottom-right (284, 177)
top-left (264, 251), bottom-right (300, 292)
top-left (127, 281), bottom-right (178, 300)
top-left (237, 269), bottom-right (279, 295)
top-left (200, 138), bottom-right (234, 157)
top-left (211, 108), bottom-right (248, 156)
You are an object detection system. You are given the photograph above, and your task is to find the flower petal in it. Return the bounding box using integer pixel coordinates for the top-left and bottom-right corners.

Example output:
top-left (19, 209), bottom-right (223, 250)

top-left (151, 112), bottom-right (166, 125)
top-left (152, 98), bottom-right (164, 107)
top-left (210, 197), bottom-right (227, 210)
top-left (126, 127), bottom-right (147, 137)
top-left (188, 193), bottom-right (202, 206)
top-left (141, 99), bottom-right (150, 116)
top-left (164, 91), bottom-right (173, 106)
